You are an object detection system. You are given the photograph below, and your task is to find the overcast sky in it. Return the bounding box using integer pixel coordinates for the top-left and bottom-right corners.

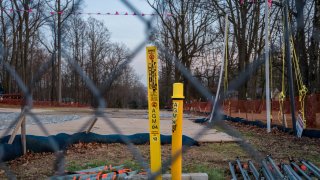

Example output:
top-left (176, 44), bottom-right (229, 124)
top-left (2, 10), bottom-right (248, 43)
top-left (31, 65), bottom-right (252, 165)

top-left (83, 0), bottom-right (155, 85)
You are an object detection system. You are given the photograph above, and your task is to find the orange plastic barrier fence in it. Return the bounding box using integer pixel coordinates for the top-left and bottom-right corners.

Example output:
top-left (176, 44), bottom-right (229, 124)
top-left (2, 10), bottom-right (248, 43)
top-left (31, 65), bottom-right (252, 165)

top-left (0, 94), bottom-right (87, 107)
top-left (185, 94), bottom-right (320, 128)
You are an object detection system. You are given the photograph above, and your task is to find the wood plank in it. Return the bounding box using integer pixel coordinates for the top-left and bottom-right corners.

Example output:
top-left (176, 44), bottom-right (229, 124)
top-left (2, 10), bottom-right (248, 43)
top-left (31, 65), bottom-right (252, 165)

top-left (8, 109), bottom-right (26, 144)
top-left (86, 117), bottom-right (98, 134)
top-left (21, 116), bottom-right (27, 154)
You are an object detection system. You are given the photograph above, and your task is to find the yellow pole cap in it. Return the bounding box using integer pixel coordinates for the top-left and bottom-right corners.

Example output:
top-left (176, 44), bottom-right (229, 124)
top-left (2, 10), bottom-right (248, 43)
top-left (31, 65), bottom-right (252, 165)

top-left (172, 83), bottom-right (185, 99)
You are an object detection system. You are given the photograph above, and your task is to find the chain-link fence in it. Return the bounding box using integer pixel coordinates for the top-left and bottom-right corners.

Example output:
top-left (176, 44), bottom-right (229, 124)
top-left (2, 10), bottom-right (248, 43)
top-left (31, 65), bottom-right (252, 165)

top-left (0, 0), bottom-right (318, 179)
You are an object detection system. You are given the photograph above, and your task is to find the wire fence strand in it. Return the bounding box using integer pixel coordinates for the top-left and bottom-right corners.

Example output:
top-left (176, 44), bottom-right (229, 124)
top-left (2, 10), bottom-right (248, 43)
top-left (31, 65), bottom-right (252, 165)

top-left (0, 0), bottom-right (302, 179)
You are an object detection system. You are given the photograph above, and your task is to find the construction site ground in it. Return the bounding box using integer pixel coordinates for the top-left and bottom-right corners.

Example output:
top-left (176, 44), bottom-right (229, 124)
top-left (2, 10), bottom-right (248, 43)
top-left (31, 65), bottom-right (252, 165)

top-left (0, 107), bottom-right (236, 142)
top-left (0, 107), bottom-right (319, 179)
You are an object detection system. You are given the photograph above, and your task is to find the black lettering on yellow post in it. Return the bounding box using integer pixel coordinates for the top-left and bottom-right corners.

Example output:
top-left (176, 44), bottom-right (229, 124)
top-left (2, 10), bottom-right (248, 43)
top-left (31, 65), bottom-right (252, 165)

top-left (172, 102), bottom-right (178, 133)
top-left (146, 46), bottom-right (162, 179)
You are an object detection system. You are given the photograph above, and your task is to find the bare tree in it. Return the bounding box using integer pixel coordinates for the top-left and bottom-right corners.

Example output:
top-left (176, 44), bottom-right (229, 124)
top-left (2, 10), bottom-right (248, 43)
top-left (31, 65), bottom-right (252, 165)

top-left (66, 15), bottom-right (87, 101)
top-left (45, 0), bottom-right (83, 103)
top-left (0, 0), bottom-right (51, 154)
top-left (86, 17), bottom-right (110, 85)
top-left (147, 0), bottom-right (217, 98)
top-left (210, 0), bottom-right (281, 99)
top-left (1, 0), bottom-right (147, 109)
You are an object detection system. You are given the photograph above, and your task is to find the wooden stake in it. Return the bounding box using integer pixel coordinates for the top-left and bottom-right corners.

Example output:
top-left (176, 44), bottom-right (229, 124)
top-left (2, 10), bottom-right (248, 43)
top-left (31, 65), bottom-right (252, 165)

top-left (21, 116), bottom-right (26, 154)
top-left (8, 109), bottom-right (25, 144)
top-left (86, 117), bottom-right (98, 133)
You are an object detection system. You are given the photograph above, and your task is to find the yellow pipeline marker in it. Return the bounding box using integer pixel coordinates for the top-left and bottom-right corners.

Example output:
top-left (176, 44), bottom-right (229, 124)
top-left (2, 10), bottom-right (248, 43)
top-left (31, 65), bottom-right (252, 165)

top-left (146, 46), bottom-right (162, 179)
top-left (171, 83), bottom-right (184, 180)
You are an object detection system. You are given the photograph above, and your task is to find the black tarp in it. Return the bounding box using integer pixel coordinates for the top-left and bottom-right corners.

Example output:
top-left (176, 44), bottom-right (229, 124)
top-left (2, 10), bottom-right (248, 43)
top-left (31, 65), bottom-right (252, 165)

top-left (223, 115), bottom-right (320, 138)
top-left (192, 115), bottom-right (320, 138)
top-left (0, 133), bottom-right (199, 162)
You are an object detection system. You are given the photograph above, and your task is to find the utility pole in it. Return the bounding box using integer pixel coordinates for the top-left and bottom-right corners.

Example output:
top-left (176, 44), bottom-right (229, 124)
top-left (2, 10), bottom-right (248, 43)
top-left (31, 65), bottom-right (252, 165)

top-left (210, 14), bottom-right (229, 123)
top-left (265, 0), bottom-right (271, 132)
top-left (283, 0), bottom-right (297, 134)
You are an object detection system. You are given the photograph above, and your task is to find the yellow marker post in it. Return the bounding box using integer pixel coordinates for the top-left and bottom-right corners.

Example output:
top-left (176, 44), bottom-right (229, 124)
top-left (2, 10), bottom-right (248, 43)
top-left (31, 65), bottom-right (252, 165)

top-left (146, 46), bottom-right (162, 179)
top-left (171, 83), bottom-right (184, 180)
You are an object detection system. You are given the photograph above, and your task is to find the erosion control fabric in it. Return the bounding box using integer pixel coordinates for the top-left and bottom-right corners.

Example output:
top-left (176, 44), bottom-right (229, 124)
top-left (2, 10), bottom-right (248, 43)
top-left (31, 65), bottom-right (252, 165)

top-left (0, 133), bottom-right (199, 162)
top-left (223, 116), bottom-right (320, 138)
top-left (192, 115), bottom-right (320, 138)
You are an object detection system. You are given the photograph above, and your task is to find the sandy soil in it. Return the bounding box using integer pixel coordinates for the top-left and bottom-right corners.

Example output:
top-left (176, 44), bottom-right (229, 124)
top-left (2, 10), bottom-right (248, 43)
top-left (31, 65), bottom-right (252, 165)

top-left (0, 107), bottom-right (236, 142)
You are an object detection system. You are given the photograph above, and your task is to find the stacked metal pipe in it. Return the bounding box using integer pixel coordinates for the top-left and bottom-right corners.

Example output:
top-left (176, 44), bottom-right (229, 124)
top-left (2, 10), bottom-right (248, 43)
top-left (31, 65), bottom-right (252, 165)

top-left (229, 156), bottom-right (320, 179)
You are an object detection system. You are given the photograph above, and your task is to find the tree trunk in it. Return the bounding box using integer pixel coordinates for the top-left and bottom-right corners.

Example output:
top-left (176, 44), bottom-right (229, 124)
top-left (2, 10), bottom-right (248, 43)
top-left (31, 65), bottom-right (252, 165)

top-left (295, 0), bottom-right (309, 87)
top-left (51, 51), bottom-right (56, 102)
top-left (309, 0), bottom-right (320, 92)
top-left (23, 5), bottom-right (30, 89)
top-left (10, 16), bottom-right (17, 93)
top-left (58, 0), bottom-right (62, 104)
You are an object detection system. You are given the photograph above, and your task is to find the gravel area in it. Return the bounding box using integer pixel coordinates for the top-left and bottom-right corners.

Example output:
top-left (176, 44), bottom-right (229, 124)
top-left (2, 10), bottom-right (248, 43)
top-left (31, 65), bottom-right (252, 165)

top-left (0, 112), bottom-right (81, 130)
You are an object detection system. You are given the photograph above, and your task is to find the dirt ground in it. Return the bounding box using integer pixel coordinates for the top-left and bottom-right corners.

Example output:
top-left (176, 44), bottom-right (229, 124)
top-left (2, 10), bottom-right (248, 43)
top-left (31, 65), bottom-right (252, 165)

top-left (0, 108), bottom-right (236, 142)
top-left (1, 117), bottom-right (319, 179)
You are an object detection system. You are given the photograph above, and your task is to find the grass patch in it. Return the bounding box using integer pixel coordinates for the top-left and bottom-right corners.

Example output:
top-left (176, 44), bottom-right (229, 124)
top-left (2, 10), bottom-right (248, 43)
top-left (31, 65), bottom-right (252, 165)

top-left (66, 159), bottom-right (147, 173)
top-left (305, 154), bottom-right (320, 165)
top-left (208, 143), bottom-right (247, 157)
top-left (184, 164), bottom-right (225, 179)
top-left (123, 160), bottom-right (146, 170)
top-left (66, 160), bottom-right (110, 172)
top-left (242, 131), bottom-right (255, 138)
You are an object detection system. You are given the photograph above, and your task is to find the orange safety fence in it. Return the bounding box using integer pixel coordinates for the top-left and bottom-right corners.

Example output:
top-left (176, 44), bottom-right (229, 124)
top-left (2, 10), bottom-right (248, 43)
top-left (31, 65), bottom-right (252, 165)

top-left (203, 102), bottom-right (212, 113)
top-left (0, 93), bottom-right (22, 99)
top-left (198, 102), bottom-right (209, 113)
top-left (184, 93), bottom-right (320, 129)
top-left (184, 103), bottom-right (191, 111)
top-left (0, 94), bottom-right (88, 107)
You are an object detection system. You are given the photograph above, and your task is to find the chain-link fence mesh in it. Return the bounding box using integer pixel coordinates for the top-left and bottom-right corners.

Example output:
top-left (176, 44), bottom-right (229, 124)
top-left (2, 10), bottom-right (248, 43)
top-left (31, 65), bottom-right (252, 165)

top-left (0, 0), bottom-right (318, 179)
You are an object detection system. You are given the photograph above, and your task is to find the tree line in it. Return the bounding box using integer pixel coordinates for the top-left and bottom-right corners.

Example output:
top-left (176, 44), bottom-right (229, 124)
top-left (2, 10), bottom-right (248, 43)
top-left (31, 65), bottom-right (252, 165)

top-left (1, 0), bottom-right (319, 108)
top-left (148, 0), bottom-right (320, 105)
top-left (0, 0), bottom-right (146, 108)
